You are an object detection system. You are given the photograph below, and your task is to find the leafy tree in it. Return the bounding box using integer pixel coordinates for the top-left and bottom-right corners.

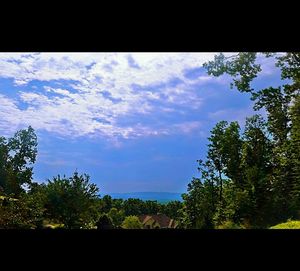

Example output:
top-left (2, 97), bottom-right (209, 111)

top-left (44, 172), bottom-right (100, 229)
top-left (123, 198), bottom-right (145, 216)
top-left (0, 197), bottom-right (30, 229)
top-left (0, 193), bottom-right (44, 229)
top-left (183, 116), bottom-right (275, 228)
top-left (112, 198), bottom-right (124, 210)
top-left (161, 200), bottom-right (183, 220)
top-left (290, 95), bottom-right (300, 212)
top-left (143, 200), bottom-right (160, 215)
top-left (100, 195), bottom-right (113, 213)
top-left (239, 115), bottom-right (274, 227)
top-left (108, 207), bottom-right (125, 228)
top-left (203, 52), bottom-right (261, 93)
top-left (207, 121), bottom-right (242, 204)
top-left (0, 126), bottom-right (37, 196)
top-left (121, 215), bottom-right (143, 229)
top-left (201, 52), bottom-right (300, 227)
top-left (207, 121), bottom-right (228, 204)
top-left (182, 161), bottom-right (218, 229)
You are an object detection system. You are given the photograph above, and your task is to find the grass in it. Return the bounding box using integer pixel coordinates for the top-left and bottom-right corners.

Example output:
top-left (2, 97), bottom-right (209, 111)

top-left (270, 220), bottom-right (300, 229)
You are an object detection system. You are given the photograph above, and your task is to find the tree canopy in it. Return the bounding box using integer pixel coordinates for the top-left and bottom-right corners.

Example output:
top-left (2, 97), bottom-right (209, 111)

top-left (0, 126), bottom-right (37, 196)
top-left (181, 52), bottom-right (300, 228)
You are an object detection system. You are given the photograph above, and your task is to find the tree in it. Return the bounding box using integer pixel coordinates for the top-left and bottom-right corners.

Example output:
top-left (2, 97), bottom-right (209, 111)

top-left (183, 116), bottom-right (276, 228)
top-left (100, 195), bottom-right (113, 213)
top-left (207, 121), bottom-right (228, 204)
top-left (0, 126), bottom-right (37, 196)
top-left (203, 52), bottom-right (261, 93)
top-left (112, 198), bottom-right (124, 210)
top-left (161, 200), bottom-right (183, 220)
top-left (123, 198), bottom-right (145, 216)
top-left (121, 215), bottom-right (143, 229)
top-left (182, 158), bottom-right (219, 229)
top-left (108, 207), bottom-right (125, 228)
top-left (44, 172), bottom-right (100, 229)
top-left (0, 196), bottom-right (30, 229)
top-left (143, 200), bottom-right (160, 215)
top-left (202, 52), bottom-right (300, 226)
top-left (0, 193), bottom-right (44, 229)
top-left (96, 214), bottom-right (114, 229)
top-left (239, 115), bottom-right (273, 227)
top-left (290, 94), bottom-right (300, 213)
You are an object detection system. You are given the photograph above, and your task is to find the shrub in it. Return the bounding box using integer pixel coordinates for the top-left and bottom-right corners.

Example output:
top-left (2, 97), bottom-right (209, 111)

top-left (270, 220), bottom-right (300, 229)
top-left (121, 215), bottom-right (143, 229)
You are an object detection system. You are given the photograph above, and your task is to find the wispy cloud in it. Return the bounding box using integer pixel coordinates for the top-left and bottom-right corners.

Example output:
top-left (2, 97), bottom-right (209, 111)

top-left (0, 53), bottom-right (269, 141)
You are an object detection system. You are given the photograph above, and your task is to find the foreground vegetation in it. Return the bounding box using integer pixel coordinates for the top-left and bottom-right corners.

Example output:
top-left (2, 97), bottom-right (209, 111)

top-left (1, 52), bottom-right (299, 229)
top-left (270, 220), bottom-right (300, 229)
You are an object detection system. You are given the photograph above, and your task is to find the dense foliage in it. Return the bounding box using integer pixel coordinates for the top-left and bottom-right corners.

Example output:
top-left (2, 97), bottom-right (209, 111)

top-left (121, 215), bottom-right (143, 229)
top-left (43, 172), bottom-right (100, 229)
top-left (0, 126), bottom-right (37, 196)
top-left (181, 53), bottom-right (300, 228)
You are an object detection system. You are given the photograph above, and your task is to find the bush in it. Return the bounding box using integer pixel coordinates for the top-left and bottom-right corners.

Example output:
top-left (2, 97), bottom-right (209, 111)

top-left (270, 220), bottom-right (300, 229)
top-left (121, 215), bottom-right (143, 229)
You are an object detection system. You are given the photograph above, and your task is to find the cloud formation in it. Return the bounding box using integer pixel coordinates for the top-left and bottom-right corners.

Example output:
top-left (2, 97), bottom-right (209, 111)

top-left (0, 53), bottom-right (220, 139)
top-left (0, 53), bottom-right (275, 141)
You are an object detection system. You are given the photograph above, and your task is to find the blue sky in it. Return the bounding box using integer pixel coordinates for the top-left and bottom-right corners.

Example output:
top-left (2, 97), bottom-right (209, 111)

top-left (0, 53), bottom-right (283, 194)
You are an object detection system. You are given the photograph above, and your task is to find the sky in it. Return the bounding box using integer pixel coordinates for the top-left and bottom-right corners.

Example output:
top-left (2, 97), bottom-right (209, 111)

top-left (0, 53), bottom-right (284, 194)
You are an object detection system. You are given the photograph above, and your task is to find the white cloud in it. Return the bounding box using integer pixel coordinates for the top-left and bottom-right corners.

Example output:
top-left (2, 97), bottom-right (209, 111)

top-left (256, 53), bottom-right (280, 76)
top-left (0, 53), bottom-right (225, 140)
top-left (0, 94), bottom-right (22, 135)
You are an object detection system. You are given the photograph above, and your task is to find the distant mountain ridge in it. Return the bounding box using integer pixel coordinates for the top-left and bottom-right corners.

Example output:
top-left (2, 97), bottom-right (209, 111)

top-left (105, 192), bottom-right (183, 203)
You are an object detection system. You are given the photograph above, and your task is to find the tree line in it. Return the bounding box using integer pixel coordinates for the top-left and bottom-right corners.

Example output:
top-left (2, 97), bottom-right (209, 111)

top-left (180, 53), bottom-right (300, 228)
top-left (0, 132), bottom-right (182, 229)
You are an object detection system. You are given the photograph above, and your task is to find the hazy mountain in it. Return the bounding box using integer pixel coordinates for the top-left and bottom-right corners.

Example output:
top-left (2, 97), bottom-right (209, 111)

top-left (106, 192), bottom-right (183, 203)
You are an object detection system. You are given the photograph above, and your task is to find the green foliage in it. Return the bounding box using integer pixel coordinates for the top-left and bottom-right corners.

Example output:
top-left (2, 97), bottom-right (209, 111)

top-left (0, 126), bottom-right (37, 196)
top-left (197, 52), bottom-right (300, 228)
top-left (108, 207), bottom-right (125, 228)
top-left (143, 200), bottom-right (160, 215)
top-left (290, 95), bottom-right (300, 198)
top-left (182, 176), bottom-right (216, 229)
top-left (203, 53), bottom-right (261, 92)
top-left (182, 116), bottom-right (277, 228)
top-left (123, 198), bottom-right (145, 216)
top-left (161, 200), bottom-right (183, 220)
top-left (0, 193), bottom-right (44, 229)
top-left (112, 198), bottom-right (124, 210)
top-left (121, 215), bottom-right (143, 229)
top-left (43, 172), bottom-right (100, 229)
top-left (100, 195), bottom-right (113, 213)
